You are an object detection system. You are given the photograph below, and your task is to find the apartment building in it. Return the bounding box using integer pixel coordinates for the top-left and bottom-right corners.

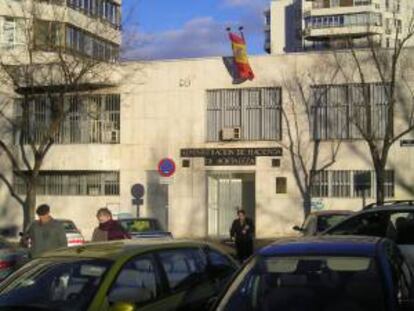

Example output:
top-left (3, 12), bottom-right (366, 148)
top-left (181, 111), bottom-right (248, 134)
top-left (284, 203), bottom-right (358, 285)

top-left (265, 0), bottom-right (414, 54)
top-left (0, 0), bottom-right (122, 234)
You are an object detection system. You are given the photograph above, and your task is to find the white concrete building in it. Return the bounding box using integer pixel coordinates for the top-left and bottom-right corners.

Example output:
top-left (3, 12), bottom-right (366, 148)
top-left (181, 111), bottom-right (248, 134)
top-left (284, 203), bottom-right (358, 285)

top-left (265, 0), bottom-right (414, 54)
top-left (0, 1), bottom-right (413, 241)
top-left (3, 50), bottom-right (414, 240)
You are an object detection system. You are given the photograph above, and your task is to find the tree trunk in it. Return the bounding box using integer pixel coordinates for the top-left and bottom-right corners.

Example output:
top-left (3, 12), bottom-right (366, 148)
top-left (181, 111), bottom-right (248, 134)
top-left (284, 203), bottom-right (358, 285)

top-left (22, 185), bottom-right (36, 231)
top-left (303, 192), bottom-right (312, 218)
top-left (374, 161), bottom-right (386, 205)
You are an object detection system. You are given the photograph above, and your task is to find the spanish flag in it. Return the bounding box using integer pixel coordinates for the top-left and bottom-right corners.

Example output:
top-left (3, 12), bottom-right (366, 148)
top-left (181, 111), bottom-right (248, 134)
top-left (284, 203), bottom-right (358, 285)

top-left (229, 31), bottom-right (255, 80)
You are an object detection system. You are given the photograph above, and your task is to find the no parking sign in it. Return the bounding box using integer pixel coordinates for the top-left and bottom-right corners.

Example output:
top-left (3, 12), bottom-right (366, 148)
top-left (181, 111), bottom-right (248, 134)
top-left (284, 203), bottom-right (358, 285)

top-left (158, 158), bottom-right (176, 177)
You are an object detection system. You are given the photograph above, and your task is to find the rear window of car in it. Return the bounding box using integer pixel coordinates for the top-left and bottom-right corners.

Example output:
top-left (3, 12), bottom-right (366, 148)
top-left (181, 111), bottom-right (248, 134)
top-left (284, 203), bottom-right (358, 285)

top-left (119, 219), bottom-right (161, 233)
top-left (0, 237), bottom-right (11, 249)
top-left (317, 214), bottom-right (351, 232)
top-left (218, 255), bottom-right (386, 311)
top-left (59, 221), bottom-right (78, 233)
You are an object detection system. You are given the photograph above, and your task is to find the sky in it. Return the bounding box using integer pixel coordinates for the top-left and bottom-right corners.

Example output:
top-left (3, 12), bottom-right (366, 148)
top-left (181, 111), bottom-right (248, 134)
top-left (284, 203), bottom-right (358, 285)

top-left (121, 0), bottom-right (269, 60)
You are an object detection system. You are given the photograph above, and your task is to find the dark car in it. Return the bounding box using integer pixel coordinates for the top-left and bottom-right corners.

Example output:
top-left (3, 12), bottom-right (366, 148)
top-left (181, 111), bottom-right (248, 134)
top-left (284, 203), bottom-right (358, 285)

top-left (293, 210), bottom-right (354, 236)
top-left (118, 218), bottom-right (173, 239)
top-left (323, 201), bottom-right (414, 265)
top-left (0, 239), bottom-right (238, 311)
top-left (0, 236), bottom-right (28, 281)
top-left (213, 236), bottom-right (414, 311)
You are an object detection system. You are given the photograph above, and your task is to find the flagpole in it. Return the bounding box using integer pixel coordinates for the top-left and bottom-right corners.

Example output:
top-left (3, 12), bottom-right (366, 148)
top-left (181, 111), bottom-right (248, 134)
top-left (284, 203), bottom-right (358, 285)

top-left (238, 26), bottom-right (245, 41)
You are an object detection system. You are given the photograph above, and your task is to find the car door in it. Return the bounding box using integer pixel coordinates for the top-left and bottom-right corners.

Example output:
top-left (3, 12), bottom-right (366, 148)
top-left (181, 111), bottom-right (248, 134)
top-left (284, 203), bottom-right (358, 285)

top-left (383, 240), bottom-right (414, 310)
top-left (153, 247), bottom-right (216, 311)
top-left (103, 254), bottom-right (165, 311)
top-left (203, 246), bottom-right (238, 293)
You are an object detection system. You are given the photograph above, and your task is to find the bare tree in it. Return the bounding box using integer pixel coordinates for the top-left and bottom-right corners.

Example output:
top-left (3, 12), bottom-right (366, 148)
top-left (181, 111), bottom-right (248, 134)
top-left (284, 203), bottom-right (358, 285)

top-left (0, 1), bottom-right (119, 230)
top-left (281, 71), bottom-right (341, 217)
top-left (332, 8), bottom-right (414, 204)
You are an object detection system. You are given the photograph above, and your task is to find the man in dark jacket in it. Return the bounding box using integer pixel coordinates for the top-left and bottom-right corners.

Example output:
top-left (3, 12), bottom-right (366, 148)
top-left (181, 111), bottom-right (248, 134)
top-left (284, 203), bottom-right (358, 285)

top-left (230, 209), bottom-right (255, 262)
top-left (92, 208), bottom-right (130, 242)
top-left (23, 204), bottom-right (68, 258)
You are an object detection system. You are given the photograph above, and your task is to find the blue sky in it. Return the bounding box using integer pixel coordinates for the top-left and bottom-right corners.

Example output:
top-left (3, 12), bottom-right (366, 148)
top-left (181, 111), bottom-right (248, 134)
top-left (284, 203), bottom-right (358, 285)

top-left (121, 0), bottom-right (268, 60)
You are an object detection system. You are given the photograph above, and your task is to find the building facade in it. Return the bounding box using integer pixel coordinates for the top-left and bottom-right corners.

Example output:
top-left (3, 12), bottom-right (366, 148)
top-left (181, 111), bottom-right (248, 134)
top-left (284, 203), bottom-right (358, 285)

top-left (265, 0), bottom-right (414, 54)
top-left (2, 50), bottom-right (413, 240)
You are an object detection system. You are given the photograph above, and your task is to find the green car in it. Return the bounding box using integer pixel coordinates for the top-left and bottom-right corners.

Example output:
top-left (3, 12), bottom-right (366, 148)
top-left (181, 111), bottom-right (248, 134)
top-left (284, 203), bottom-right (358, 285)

top-left (0, 239), bottom-right (238, 311)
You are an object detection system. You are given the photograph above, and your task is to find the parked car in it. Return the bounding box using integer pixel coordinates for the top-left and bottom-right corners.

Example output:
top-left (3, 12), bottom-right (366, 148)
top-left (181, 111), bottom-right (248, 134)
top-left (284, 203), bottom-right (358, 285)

top-left (293, 210), bottom-right (354, 236)
top-left (0, 236), bottom-right (28, 281)
top-left (213, 236), bottom-right (414, 311)
top-left (323, 200), bottom-right (414, 264)
top-left (0, 239), bottom-right (238, 311)
top-left (59, 219), bottom-right (85, 247)
top-left (20, 219), bottom-right (85, 248)
top-left (118, 218), bottom-right (173, 239)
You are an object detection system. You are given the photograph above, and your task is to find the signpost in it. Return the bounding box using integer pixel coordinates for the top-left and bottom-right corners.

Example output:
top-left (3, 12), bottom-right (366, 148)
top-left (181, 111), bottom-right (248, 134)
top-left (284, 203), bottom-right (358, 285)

top-left (131, 184), bottom-right (145, 217)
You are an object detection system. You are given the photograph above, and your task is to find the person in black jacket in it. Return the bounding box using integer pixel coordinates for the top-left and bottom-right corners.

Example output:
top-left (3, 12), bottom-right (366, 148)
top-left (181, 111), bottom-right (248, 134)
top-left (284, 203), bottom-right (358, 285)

top-left (230, 209), bottom-right (255, 262)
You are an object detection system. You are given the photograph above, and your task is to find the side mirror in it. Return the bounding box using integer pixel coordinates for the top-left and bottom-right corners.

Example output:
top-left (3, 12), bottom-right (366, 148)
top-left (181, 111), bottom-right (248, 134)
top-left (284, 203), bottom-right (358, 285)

top-left (292, 226), bottom-right (302, 232)
top-left (109, 302), bottom-right (136, 311)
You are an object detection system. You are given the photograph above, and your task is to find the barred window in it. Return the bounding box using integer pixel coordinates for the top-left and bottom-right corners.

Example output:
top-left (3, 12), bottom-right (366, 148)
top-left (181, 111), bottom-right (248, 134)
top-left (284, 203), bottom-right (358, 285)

top-left (14, 171), bottom-right (119, 196)
top-left (311, 171), bottom-right (329, 197)
top-left (311, 83), bottom-right (391, 140)
top-left (17, 94), bottom-right (120, 145)
top-left (311, 170), bottom-right (394, 198)
top-left (206, 88), bottom-right (282, 141)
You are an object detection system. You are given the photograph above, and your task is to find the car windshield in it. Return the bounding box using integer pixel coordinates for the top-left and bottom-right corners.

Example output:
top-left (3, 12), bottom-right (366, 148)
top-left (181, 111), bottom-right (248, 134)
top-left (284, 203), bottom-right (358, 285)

top-left (119, 219), bottom-right (161, 233)
top-left (217, 255), bottom-right (386, 311)
top-left (0, 258), bottom-right (112, 311)
top-left (317, 214), bottom-right (350, 232)
top-left (59, 221), bottom-right (78, 233)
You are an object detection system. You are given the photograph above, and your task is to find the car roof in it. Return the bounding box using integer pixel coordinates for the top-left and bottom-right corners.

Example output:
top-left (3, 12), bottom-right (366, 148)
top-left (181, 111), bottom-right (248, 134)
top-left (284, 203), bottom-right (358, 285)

top-left (259, 236), bottom-right (383, 257)
top-left (40, 239), bottom-right (223, 261)
top-left (310, 210), bottom-right (354, 216)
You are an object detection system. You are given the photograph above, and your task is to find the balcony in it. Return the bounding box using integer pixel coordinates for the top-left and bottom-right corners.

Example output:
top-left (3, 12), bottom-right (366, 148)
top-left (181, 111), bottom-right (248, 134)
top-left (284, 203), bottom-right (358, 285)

top-left (303, 24), bottom-right (383, 41)
top-left (303, 12), bottom-right (383, 41)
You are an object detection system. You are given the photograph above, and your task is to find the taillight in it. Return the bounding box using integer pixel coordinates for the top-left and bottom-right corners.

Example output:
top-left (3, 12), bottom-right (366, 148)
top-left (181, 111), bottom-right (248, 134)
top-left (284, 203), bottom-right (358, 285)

top-left (0, 261), bottom-right (13, 269)
top-left (69, 239), bottom-right (84, 245)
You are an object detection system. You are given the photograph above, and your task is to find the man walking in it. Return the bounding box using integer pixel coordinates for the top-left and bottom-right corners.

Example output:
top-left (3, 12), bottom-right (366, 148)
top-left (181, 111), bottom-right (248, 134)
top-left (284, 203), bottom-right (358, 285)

top-left (230, 209), bottom-right (255, 262)
top-left (22, 204), bottom-right (67, 258)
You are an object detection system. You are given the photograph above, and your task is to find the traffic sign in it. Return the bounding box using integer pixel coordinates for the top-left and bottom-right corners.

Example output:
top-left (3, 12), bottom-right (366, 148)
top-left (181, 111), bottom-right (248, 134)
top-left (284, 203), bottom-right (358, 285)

top-left (158, 158), bottom-right (176, 177)
top-left (131, 184), bottom-right (145, 198)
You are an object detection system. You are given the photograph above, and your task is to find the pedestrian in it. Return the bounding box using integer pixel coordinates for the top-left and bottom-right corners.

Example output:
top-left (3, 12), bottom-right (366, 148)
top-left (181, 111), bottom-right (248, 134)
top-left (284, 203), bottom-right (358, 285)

top-left (230, 209), bottom-right (255, 262)
top-left (92, 208), bottom-right (130, 242)
top-left (22, 204), bottom-right (68, 258)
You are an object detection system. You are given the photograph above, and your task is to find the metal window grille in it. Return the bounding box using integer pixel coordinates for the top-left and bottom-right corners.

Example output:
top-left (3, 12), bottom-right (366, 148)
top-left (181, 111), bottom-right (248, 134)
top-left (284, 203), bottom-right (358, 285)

top-left (311, 83), bottom-right (390, 140)
top-left (331, 171), bottom-right (351, 197)
top-left (206, 88), bottom-right (282, 141)
top-left (311, 170), bottom-right (395, 198)
top-left (17, 94), bottom-right (120, 145)
top-left (311, 171), bottom-right (329, 197)
top-left (14, 171), bottom-right (119, 196)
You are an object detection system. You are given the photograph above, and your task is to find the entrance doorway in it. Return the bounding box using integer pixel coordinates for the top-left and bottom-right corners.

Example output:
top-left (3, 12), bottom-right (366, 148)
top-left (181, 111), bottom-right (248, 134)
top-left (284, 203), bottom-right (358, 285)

top-left (207, 172), bottom-right (255, 237)
top-left (146, 171), bottom-right (169, 230)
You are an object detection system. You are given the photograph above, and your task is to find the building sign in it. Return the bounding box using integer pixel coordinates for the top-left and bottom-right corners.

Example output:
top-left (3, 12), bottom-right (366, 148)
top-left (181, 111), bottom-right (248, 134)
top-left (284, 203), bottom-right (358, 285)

top-left (180, 147), bottom-right (282, 166)
top-left (401, 139), bottom-right (414, 147)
